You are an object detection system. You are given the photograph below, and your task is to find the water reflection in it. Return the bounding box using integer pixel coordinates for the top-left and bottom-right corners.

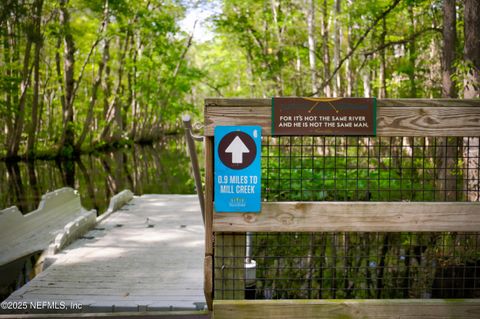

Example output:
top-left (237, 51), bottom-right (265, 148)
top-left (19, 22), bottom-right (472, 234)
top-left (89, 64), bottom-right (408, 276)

top-left (0, 136), bottom-right (199, 214)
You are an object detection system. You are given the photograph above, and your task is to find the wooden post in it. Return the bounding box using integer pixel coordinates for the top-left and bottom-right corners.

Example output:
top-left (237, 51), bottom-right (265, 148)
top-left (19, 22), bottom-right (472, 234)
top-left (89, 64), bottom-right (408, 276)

top-left (205, 136), bottom-right (246, 304)
top-left (204, 136), bottom-right (214, 310)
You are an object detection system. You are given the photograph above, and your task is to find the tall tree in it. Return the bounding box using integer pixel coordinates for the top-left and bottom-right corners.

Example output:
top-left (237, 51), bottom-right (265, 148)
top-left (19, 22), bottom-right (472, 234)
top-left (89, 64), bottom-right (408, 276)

top-left (463, 0), bottom-right (480, 98)
top-left (437, 0), bottom-right (458, 202)
top-left (442, 0), bottom-right (457, 98)
top-left (270, 0), bottom-right (284, 95)
top-left (58, 0), bottom-right (76, 156)
top-left (27, 0), bottom-right (44, 157)
top-left (463, 0), bottom-right (480, 202)
top-left (407, 4), bottom-right (417, 98)
top-left (345, 0), bottom-right (353, 97)
top-left (7, 1), bottom-right (35, 158)
top-left (333, 0), bottom-right (342, 97)
top-left (321, 0), bottom-right (331, 97)
top-left (305, 0), bottom-right (317, 95)
top-left (378, 17), bottom-right (387, 98)
top-left (75, 0), bottom-right (110, 151)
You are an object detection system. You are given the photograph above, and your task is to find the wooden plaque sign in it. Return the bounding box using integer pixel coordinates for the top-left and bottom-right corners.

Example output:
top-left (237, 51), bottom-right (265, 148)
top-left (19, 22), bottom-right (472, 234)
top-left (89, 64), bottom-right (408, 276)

top-left (272, 97), bottom-right (376, 135)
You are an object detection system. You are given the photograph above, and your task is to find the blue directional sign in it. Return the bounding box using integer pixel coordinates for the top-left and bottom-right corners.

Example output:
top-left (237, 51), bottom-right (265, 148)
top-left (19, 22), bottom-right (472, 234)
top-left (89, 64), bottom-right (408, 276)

top-left (214, 126), bottom-right (262, 213)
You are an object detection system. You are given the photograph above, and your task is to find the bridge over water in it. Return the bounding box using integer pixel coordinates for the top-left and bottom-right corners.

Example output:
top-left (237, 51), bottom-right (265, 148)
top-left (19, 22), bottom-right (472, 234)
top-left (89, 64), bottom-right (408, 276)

top-left (1, 192), bottom-right (207, 316)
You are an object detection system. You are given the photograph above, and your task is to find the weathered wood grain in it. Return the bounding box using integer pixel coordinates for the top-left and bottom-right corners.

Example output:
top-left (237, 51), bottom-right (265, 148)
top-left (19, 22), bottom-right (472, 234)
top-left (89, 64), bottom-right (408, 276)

top-left (376, 106), bottom-right (480, 136)
top-left (205, 98), bottom-right (271, 107)
top-left (213, 299), bottom-right (480, 319)
top-left (205, 98), bottom-right (480, 107)
top-left (204, 137), bottom-right (214, 311)
top-left (204, 106), bottom-right (480, 136)
top-left (203, 255), bottom-right (213, 312)
top-left (0, 188), bottom-right (96, 266)
top-left (378, 98), bottom-right (480, 107)
top-left (205, 106), bottom-right (271, 136)
top-left (213, 202), bottom-right (480, 232)
top-left (204, 137), bottom-right (214, 257)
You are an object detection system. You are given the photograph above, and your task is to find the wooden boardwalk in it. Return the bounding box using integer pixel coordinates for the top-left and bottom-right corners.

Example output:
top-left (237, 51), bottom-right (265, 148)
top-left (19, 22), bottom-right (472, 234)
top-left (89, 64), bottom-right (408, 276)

top-left (4, 195), bottom-right (206, 313)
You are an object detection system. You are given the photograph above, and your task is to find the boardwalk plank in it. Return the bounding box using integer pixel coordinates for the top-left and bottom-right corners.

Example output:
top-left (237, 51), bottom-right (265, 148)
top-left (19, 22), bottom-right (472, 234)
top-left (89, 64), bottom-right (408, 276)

top-left (3, 195), bottom-right (206, 313)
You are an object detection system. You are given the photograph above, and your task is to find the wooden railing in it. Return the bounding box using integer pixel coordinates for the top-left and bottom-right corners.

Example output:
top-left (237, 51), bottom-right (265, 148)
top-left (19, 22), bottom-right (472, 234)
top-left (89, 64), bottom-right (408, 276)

top-left (203, 98), bottom-right (480, 318)
top-left (183, 114), bottom-right (205, 224)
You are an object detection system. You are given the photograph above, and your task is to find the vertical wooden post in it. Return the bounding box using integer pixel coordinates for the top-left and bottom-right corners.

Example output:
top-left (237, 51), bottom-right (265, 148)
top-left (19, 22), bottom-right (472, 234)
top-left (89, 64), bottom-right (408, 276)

top-left (204, 136), bottom-right (214, 310)
top-left (205, 134), bottom-right (246, 305)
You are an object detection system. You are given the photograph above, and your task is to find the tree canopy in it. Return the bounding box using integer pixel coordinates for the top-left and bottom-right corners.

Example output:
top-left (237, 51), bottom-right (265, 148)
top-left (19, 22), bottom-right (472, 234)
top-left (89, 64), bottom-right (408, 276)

top-left (0, 0), bottom-right (479, 159)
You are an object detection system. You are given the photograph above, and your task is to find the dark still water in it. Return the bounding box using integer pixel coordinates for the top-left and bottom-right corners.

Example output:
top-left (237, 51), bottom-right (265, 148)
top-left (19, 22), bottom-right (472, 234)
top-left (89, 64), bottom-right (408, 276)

top-left (0, 136), bottom-right (201, 214)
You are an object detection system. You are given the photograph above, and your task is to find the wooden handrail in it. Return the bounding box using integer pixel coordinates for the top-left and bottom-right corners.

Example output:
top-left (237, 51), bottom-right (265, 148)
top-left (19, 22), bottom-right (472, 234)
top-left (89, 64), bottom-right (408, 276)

top-left (213, 201), bottom-right (480, 232)
top-left (204, 98), bottom-right (480, 136)
top-left (182, 114), bottom-right (205, 224)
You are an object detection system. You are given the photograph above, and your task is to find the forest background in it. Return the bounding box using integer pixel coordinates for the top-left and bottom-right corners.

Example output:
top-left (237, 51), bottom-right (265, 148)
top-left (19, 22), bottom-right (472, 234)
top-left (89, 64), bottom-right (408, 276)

top-left (0, 0), bottom-right (479, 160)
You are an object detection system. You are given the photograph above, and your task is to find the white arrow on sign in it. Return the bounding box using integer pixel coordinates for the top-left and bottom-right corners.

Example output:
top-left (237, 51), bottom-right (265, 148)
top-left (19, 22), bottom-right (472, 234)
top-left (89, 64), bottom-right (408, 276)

top-left (225, 136), bottom-right (250, 164)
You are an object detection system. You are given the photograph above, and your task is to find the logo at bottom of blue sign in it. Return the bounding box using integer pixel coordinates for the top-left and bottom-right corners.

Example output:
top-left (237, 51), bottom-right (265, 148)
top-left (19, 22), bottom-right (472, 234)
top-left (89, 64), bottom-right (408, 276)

top-left (214, 126), bottom-right (262, 213)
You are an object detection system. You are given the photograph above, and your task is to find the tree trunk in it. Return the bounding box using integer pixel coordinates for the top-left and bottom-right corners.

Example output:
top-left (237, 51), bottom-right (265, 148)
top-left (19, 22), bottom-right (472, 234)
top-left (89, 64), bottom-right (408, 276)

top-left (270, 0), bottom-right (284, 95)
top-left (463, 137), bottom-right (479, 201)
top-left (321, 0), bottom-right (331, 97)
top-left (295, 48), bottom-right (302, 95)
top-left (362, 61), bottom-right (371, 97)
top-left (437, 137), bottom-right (459, 201)
top-left (156, 30), bottom-right (194, 132)
top-left (59, 0), bottom-right (76, 156)
top-left (437, 1), bottom-right (458, 202)
top-left (317, 0), bottom-right (401, 96)
top-left (333, 0), bottom-right (341, 97)
top-left (27, 0), bottom-right (44, 158)
top-left (102, 38), bottom-right (111, 119)
top-left (345, 0), bottom-right (353, 97)
top-left (463, 0), bottom-right (480, 202)
top-left (463, 0), bottom-right (480, 98)
top-left (101, 33), bottom-right (129, 142)
top-left (408, 5), bottom-right (417, 98)
top-left (55, 36), bottom-right (66, 115)
top-left (128, 30), bottom-right (138, 140)
top-left (306, 0), bottom-right (317, 95)
top-left (76, 39), bottom-right (108, 150)
top-left (3, 20), bottom-right (14, 140)
top-left (7, 16), bottom-right (34, 158)
top-left (442, 0), bottom-right (457, 98)
top-left (378, 17), bottom-right (387, 98)
top-left (75, 0), bottom-right (109, 152)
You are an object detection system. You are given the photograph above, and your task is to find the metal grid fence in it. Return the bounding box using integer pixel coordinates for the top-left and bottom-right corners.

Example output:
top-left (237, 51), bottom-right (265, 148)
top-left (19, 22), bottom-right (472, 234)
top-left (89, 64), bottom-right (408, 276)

top-left (214, 136), bottom-right (480, 300)
top-left (215, 232), bottom-right (480, 300)
top-left (262, 136), bottom-right (479, 202)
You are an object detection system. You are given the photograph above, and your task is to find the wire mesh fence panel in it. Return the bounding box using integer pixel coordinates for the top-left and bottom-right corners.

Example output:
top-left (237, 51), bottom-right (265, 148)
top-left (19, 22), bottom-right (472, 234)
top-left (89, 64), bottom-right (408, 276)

top-left (214, 232), bottom-right (480, 300)
top-left (214, 136), bottom-right (480, 300)
top-left (262, 136), bottom-right (479, 202)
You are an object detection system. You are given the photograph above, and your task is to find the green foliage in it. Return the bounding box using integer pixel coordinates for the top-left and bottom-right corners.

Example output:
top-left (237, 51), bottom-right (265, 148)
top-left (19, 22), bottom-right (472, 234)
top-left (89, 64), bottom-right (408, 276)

top-left (191, 0), bottom-right (454, 99)
top-left (0, 0), bottom-right (476, 158)
top-left (0, 0), bottom-right (200, 158)
top-left (59, 143), bottom-right (75, 159)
